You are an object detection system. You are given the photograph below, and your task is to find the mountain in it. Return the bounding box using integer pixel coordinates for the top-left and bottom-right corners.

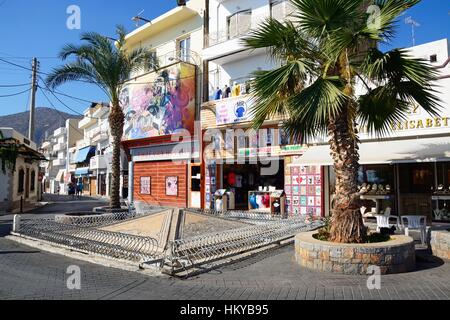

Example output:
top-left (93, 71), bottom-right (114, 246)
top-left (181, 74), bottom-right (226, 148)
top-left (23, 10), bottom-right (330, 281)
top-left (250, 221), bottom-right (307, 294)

top-left (0, 107), bottom-right (82, 145)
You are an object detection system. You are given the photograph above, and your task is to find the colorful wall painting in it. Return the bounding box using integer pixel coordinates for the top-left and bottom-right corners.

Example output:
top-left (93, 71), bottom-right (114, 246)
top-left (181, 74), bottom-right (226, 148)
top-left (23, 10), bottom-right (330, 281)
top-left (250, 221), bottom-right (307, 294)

top-left (121, 62), bottom-right (196, 141)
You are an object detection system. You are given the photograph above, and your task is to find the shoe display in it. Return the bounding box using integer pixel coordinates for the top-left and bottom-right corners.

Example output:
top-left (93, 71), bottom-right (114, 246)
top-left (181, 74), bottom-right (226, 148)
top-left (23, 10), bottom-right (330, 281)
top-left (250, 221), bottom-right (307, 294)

top-left (368, 184), bottom-right (378, 195)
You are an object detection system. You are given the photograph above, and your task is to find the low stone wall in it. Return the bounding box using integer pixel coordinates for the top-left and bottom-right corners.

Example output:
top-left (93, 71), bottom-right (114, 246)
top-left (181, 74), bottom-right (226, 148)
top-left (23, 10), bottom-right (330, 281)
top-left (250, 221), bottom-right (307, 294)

top-left (295, 232), bottom-right (416, 275)
top-left (431, 231), bottom-right (450, 260)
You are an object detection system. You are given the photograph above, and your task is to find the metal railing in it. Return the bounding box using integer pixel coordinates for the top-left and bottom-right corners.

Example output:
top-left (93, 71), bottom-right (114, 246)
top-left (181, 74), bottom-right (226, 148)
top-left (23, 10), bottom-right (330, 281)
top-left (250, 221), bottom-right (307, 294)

top-left (13, 204), bottom-right (324, 274)
top-left (163, 216), bottom-right (324, 274)
top-left (15, 213), bottom-right (162, 263)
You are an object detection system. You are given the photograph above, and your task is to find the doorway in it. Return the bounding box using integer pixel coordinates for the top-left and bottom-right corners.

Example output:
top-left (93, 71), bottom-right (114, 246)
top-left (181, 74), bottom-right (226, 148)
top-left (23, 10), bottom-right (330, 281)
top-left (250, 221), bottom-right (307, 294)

top-left (190, 164), bottom-right (201, 208)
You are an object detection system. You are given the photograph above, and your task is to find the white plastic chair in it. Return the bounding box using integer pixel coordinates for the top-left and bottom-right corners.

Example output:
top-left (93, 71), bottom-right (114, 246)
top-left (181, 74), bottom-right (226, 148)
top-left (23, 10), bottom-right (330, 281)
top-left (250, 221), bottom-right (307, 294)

top-left (375, 214), bottom-right (399, 232)
top-left (401, 215), bottom-right (428, 245)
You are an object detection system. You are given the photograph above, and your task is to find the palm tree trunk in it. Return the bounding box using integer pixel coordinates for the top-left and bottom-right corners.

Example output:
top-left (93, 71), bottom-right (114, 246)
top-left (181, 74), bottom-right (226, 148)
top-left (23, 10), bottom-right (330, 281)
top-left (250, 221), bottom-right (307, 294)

top-left (328, 107), bottom-right (366, 243)
top-left (109, 103), bottom-right (124, 209)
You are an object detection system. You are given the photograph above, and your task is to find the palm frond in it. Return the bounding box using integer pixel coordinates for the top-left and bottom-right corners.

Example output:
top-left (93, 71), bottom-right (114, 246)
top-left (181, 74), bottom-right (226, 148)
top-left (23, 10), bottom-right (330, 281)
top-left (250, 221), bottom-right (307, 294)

top-left (363, 0), bottom-right (420, 42)
top-left (46, 61), bottom-right (99, 90)
top-left (360, 48), bottom-right (442, 117)
top-left (281, 77), bottom-right (349, 143)
top-left (358, 84), bottom-right (410, 136)
top-left (290, 0), bottom-right (364, 38)
top-left (249, 61), bottom-right (312, 128)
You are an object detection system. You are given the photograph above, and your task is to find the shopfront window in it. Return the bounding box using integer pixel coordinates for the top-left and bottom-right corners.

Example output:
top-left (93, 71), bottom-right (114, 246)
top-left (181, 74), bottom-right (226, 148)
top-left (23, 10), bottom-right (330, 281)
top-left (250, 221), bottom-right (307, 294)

top-left (433, 162), bottom-right (450, 221)
top-left (399, 163), bottom-right (434, 217)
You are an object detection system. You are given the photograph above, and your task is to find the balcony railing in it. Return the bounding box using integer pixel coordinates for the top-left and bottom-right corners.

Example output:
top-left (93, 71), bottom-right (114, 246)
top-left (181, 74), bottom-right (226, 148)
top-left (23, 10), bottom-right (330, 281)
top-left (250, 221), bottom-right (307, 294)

top-left (53, 142), bottom-right (67, 152)
top-left (53, 127), bottom-right (67, 137)
top-left (53, 158), bottom-right (66, 167)
top-left (90, 155), bottom-right (107, 170)
top-left (206, 27), bottom-right (251, 47)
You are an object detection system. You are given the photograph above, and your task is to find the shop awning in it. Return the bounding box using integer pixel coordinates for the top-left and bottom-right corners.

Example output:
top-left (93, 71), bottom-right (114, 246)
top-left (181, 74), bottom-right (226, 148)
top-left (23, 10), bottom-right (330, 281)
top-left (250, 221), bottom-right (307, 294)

top-left (74, 146), bottom-right (96, 164)
top-left (75, 168), bottom-right (90, 177)
top-left (55, 169), bottom-right (66, 183)
top-left (291, 136), bottom-right (450, 166)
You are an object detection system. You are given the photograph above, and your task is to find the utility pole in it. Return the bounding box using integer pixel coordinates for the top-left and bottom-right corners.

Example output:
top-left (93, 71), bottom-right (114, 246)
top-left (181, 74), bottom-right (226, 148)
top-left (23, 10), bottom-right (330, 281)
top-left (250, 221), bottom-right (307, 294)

top-left (28, 57), bottom-right (38, 142)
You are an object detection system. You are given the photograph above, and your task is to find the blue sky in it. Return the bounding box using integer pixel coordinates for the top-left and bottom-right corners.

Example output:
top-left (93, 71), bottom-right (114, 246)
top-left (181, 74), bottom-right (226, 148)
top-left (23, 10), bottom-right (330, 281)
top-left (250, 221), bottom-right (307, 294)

top-left (0, 0), bottom-right (449, 117)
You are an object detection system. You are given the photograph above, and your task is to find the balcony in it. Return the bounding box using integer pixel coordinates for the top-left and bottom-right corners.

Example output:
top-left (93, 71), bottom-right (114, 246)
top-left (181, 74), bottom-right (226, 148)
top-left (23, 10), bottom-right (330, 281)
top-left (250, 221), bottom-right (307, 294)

top-left (76, 139), bottom-right (91, 150)
top-left (53, 158), bottom-right (66, 167)
top-left (90, 155), bottom-right (107, 170)
top-left (41, 141), bottom-right (52, 149)
top-left (203, 29), bottom-right (250, 61)
top-left (92, 104), bottom-right (110, 119)
top-left (78, 116), bottom-right (97, 130)
top-left (53, 127), bottom-right (67, 137)
top-left (52, 142), bottom-right (67, 152)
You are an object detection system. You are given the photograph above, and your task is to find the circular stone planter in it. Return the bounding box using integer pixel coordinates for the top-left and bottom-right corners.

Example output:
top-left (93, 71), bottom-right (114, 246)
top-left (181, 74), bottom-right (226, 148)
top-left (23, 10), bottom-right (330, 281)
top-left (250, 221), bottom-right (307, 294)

top-left (431, 230), bottom-right (450, 260)
top-left (93, 206), bottom-right (128, 214)
top-left (295, 232), bottom-right (416, 275)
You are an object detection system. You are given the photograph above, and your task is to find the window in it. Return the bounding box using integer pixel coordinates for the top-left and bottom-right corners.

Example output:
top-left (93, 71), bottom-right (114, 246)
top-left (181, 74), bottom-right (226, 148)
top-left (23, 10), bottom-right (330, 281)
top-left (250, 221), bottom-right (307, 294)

top-left (430, 54), bottom-right (438, 63)
top-left (30, 170), bottom-right (36, 192)
top-left (178, 37), bottom-right (191, 62)
top-left (227, 10), bottom-right (252, 40)
top-left (270, 0), bottom-right (284, 20)
top-left (18, 169), bottom-right (25, 194)
top-left (270, 0), bottom-right (295, 21)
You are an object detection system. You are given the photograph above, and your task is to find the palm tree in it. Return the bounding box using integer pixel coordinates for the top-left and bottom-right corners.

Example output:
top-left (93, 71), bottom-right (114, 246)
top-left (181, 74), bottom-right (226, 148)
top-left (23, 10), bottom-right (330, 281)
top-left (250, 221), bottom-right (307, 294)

top-left (46, 26), bottom-right (158, 209)
top-left (245, 0), bottom-right (441, 243)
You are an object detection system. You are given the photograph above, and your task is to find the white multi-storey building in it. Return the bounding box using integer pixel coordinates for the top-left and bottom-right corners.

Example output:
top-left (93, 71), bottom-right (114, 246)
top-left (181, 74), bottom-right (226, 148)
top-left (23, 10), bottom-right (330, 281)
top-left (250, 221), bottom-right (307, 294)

top-left (40, 118), bottom-right (82, 195)
top-left (72, 103), bottom-right (111, 197)
top-left (203, 0), bottom-right (294, 100)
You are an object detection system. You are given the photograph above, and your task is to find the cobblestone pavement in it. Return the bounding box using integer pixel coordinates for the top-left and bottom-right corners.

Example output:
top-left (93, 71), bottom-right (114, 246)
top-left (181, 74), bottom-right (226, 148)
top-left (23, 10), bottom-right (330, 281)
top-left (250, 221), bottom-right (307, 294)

top-left (1, 237), bottom-right (449, 300)
top-left (1, 197), bottom-right (449, 300)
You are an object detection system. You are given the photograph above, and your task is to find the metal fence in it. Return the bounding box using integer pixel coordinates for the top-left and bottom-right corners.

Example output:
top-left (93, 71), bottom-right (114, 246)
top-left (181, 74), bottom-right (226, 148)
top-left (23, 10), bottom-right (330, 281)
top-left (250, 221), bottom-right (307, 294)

top-left (13, 207), bottom-right (324, 274)
top-left (163, 217), bottom-right (324, 275)
top-left (15, 217), bottom-right (161, 263)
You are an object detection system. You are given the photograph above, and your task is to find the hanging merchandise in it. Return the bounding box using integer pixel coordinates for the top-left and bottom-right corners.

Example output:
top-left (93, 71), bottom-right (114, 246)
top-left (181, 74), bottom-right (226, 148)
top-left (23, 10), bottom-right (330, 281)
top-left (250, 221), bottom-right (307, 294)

top-left (235, 174), bottom-right (243, 188)
top-left (249, 193), bottom-right (258, 209)
top-left (248, 173), bottom-right (254, 186)
top-left (256, 195), bottom-right (264, 209)
top-left (262, 193), bottom-right (271, 208)
top-left (227, 171), bottom-right (236, 186)
top-left (232, 82), bottom-right (240, 97)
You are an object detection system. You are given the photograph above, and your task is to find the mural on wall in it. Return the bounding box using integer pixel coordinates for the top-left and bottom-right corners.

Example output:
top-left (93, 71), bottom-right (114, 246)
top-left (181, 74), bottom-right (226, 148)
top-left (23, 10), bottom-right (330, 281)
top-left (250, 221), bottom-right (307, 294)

top-left (121, 62), bottom-right (196, 141)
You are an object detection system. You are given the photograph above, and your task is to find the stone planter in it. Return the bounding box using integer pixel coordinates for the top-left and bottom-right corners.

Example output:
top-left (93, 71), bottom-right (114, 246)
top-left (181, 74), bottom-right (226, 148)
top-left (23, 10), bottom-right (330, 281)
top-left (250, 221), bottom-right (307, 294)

top-left (93, 206), bottom-right (128, 214)
top-left (431, 230), bottom-right (450, 260)
top-left (295, 232), bottom-right (416, 275)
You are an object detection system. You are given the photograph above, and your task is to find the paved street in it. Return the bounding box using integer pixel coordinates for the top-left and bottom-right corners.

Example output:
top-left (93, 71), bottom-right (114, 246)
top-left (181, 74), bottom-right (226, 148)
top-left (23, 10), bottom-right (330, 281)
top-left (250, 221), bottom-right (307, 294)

top-left (0, 196), bottom-right (450, 300)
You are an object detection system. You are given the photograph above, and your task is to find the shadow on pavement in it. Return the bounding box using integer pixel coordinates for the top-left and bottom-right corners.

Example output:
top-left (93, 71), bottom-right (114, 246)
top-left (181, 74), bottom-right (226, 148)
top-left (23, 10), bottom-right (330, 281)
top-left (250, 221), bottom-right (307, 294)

top-left (0, 250), bottom-right (40, 255)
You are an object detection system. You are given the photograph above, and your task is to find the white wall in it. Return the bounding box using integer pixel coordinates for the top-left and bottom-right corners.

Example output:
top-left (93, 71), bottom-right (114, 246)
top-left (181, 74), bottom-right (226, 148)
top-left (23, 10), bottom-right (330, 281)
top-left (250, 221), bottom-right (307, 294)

top-left (208, 52), bottom-right (279, 98)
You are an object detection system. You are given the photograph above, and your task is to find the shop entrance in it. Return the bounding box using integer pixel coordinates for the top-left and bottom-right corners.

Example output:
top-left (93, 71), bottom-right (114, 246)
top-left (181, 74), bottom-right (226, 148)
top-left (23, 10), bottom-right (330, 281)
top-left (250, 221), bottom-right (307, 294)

top-left (223, 160), bottom-right (285, 210)
top-left (190, 164), bottom-right (201, 208)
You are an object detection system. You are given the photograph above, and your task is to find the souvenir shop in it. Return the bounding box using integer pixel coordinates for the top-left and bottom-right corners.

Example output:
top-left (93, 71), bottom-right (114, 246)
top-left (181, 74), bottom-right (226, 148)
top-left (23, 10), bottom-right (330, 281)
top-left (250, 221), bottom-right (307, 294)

top-left (221, 161), bottom-right (285, 210)
top-left (204, 156), bottom-right (325, 217)
top-left (295, 135), bottom-right (450, 223)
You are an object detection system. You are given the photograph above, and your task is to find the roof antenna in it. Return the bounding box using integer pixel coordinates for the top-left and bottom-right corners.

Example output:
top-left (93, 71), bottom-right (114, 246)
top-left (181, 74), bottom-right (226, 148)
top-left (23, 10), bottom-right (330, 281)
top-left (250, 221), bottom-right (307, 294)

top-left (132, 9), bottom-right (151, 27)
top-left (405, 16), bottom-right (420, 47)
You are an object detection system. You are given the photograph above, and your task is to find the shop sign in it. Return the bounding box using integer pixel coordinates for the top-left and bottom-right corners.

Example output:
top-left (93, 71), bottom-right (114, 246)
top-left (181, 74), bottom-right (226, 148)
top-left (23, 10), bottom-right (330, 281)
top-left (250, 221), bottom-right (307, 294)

top-left (237, 145), bottom-right (307, 158)
top-left (64, 173), bottom-right (72, 183)
top-left (131, 142), bottom-right (199, 162)
top-left (216, 96), bottom-right (254, 126)
top-left (358, 103), bottom-right (450, 139)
